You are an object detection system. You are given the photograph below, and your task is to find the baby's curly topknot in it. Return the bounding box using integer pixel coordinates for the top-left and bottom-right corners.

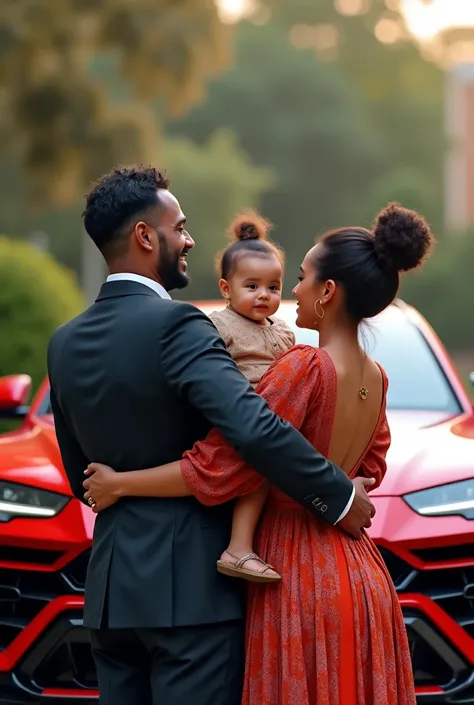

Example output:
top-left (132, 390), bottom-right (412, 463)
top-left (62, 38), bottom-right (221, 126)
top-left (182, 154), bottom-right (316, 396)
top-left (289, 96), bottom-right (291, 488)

top-left (373, 202), bottom-right (435, 273)
top-left (218, 209), bottom-right (283, 279)
top-left (227, 209), bottom-right (272, 243)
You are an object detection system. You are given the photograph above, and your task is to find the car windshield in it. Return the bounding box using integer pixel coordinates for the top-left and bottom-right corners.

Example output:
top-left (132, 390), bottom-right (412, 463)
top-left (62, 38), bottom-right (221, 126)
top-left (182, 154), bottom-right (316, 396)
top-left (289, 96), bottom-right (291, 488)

top-left (289, 311), bottom-right (460, 413)
top-left (39, 306), bottom-right (461, 416)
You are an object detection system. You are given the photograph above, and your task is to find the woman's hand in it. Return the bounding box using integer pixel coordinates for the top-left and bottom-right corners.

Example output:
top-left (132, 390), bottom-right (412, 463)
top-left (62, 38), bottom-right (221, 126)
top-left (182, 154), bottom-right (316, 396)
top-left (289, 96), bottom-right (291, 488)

top-left (83, 463), bottom-right (121, 513)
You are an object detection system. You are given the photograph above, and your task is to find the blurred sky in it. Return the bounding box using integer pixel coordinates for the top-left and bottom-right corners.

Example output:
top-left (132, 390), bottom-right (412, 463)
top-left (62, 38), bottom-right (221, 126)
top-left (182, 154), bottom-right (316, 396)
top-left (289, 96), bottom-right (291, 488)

top-left (218, 0), bottom-right (474, 40)
top-left (401, 0), bottom-right (474, 40)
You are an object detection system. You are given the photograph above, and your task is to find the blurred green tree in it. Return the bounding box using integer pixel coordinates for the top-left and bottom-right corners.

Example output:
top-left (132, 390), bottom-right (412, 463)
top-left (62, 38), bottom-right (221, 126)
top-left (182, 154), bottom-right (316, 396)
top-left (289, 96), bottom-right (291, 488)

top-left (0, 127), bottom-right (275, 292)
top-left (364, 168), bottom-right (439, 225)
top-left (261, 0), bottom-right (445, 229)
top-left (0, 237), bottom-right (84, 390)
top-left (168, 3), bottom-right (445, 271)
top-left (401, 232), bottom-right (474, 349)
top-left (0, 0), bottom-right (230, 206)
top-left (167, 129), bottom-right (275, 298)
top-left (167, 21), bottom-right (387, 278)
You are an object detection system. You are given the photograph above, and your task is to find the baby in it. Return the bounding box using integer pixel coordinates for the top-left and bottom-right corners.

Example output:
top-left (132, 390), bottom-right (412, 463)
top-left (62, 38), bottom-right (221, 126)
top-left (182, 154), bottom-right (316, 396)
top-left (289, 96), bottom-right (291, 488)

top-left (210, 211), bottom-right (295, 583)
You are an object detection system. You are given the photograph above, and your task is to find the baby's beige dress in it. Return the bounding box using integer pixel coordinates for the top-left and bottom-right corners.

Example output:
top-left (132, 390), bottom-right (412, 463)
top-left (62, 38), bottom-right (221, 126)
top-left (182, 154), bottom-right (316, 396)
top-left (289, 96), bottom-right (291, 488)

top-left (209, 307), bottom-right (295, 387)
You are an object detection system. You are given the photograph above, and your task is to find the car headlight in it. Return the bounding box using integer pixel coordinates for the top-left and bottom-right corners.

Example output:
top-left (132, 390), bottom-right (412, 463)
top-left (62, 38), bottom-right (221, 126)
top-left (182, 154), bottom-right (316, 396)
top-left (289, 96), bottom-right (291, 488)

top-left (403, 479), bottom-right (474, 520)
top-left (0, 481), bottom-right (69, 521)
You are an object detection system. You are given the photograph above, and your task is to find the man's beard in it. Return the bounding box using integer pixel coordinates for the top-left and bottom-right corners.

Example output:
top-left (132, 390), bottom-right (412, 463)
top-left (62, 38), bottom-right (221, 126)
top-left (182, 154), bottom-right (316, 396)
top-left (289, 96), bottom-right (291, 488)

top-left (156, 235), bottom-right (189, 292)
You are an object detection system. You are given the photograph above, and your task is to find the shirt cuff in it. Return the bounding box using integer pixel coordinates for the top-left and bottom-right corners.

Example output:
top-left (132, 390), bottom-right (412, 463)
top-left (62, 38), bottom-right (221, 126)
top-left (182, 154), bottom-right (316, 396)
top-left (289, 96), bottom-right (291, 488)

top-left (335, 486), bottom-right (355, 523)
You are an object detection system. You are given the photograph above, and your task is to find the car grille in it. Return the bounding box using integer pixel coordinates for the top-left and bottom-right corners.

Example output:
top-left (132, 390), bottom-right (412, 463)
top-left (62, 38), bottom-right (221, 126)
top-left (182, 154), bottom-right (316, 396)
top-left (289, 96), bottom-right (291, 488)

top-left (378, 547), bottom-right (474, 640)
top-left (0, 546), bottom-right (64, 566)
top-left (405, 610), bottom-right (460, 688)
top-left (377, 546), bottom-right (416, 588)
top-left (2, 546), bottom-right (474, 700)
top-left (62, 550), bottom-right (90, 592)
top-left (378, 546), bottom-right (474, 699)
top-left (0, 568), bottom-right (63, 650)
top-left (411, 568), bottom-right (474, 640)
top-left (20, 617), bottom-right (97, 692)
top-left (411, 544), bottom-right (474, 563)
top-left (0, 551), bottom-right (89, 653)
top-left (0, 551), bottom-right (93, 698)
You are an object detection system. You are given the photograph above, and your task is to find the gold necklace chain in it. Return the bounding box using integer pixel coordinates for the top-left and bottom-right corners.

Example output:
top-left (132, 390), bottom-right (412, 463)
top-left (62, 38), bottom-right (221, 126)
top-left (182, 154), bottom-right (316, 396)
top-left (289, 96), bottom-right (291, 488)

top-left (338, 352), bottom-right (369, 469)
top-left (359, 352), bottom-right (368, 400)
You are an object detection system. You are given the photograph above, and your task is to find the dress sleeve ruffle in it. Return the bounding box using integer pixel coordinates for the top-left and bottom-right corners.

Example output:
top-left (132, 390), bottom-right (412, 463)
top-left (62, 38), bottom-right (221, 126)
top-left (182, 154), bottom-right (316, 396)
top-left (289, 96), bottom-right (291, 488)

top-left (181, 346), bottom-right (322, 505)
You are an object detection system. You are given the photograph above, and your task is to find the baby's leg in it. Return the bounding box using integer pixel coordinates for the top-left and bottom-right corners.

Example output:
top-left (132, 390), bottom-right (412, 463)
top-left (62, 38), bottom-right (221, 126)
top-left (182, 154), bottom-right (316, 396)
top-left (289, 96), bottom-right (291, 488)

top-left (217, 483), bottom-right (280, 582)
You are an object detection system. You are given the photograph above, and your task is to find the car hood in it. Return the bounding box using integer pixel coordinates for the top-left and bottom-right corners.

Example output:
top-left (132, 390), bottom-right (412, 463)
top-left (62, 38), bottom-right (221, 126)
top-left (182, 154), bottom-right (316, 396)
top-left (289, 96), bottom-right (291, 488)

top-left (371, 409), bottom-right (474, 496)
top-left (0, 416), bottom-right (70, 496)
top-left (0, 411), bottom-right (473, 500)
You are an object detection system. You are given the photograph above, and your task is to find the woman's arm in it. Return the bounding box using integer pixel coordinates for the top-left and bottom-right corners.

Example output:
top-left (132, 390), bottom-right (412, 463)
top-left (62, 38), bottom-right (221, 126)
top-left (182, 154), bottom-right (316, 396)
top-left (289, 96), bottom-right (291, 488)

top-left (160, 307), bottom-right (354, 524)
top-left (84, 347), bottom-right (322, 512)
top-left (355, 368), bottom-right (390, 490)
top-left (83, 460), bottom-right (192, 512)
top-left (355, 412), bottom-right (390, 490)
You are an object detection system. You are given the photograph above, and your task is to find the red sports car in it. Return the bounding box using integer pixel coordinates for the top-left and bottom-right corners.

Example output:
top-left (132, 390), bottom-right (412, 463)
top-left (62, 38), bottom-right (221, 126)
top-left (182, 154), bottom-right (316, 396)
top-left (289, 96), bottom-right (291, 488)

top-left (0, 299), bottom-right (473, 704)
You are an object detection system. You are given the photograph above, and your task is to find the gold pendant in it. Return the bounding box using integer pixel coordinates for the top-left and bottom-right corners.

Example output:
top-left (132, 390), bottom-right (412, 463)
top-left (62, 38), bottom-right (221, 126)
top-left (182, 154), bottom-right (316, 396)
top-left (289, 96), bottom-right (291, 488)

top-left (359, 387), bottom-right (368, 401)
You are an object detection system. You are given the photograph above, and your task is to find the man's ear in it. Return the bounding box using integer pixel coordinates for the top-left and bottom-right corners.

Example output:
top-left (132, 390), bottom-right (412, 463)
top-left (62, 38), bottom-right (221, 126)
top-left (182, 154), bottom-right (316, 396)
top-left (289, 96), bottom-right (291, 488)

top-left (218, 279), bottom-right (231, 301)
top-left (134, 221), bottom-right (154, 251)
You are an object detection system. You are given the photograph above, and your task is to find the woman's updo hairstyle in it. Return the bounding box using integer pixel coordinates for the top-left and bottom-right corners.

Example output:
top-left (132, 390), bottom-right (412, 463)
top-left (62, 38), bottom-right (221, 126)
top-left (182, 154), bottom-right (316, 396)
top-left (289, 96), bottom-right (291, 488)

top-left (313, 202), bottom-right (435, 322)
top-left (217, 210), bottom-right (284, 280)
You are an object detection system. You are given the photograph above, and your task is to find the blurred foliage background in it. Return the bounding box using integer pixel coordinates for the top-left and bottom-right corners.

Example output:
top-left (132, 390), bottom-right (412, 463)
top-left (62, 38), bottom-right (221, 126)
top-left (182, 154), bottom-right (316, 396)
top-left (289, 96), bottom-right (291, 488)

top-left (0, 0), bottom-right (472, 392)
top-left (0, 238), bottom-right (84, 390)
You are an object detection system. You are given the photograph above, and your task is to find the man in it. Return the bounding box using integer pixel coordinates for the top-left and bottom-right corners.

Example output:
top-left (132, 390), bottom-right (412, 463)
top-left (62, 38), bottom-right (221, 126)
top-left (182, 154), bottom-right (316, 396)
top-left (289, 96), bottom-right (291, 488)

top-left (47, 166), bottom-right (375, 705)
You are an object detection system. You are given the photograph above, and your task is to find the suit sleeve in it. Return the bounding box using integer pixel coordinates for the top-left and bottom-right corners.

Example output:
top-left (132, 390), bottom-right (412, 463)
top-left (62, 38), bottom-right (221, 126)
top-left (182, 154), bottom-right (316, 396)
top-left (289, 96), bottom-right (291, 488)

top-left (180, 346), bottom-right (322, 504)
top-left (159, 304), bottom-right (353, 525)
top-left (49, 385), bottom-right (90, 503)
top-left (48, 338), bottom-right (90, 504)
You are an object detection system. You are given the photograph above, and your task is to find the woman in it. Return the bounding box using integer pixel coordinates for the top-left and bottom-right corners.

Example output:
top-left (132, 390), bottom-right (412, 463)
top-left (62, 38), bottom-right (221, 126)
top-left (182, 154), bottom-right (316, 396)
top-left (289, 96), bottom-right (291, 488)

top-left (84, 202), bottom-right (434, 704)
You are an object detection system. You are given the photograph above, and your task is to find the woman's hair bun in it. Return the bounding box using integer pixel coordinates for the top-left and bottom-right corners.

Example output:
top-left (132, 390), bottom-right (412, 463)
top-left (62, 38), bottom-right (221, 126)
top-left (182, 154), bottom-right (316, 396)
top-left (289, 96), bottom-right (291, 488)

top-left (373, 202), bottom-right (435, 273)
top-left (227, 209), bottom-right (272, 243)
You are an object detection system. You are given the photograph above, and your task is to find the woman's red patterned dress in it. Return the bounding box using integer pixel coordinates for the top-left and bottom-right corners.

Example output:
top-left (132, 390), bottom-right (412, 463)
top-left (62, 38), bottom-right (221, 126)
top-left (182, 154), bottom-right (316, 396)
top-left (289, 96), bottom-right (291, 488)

top-left (181, 345), bottom-right (416, 704)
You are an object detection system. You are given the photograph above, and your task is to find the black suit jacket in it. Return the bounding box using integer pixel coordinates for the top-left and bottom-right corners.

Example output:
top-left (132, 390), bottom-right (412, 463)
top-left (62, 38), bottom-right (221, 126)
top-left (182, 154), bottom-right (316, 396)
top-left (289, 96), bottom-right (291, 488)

top-left (47, 280), bottom-right (353, 629)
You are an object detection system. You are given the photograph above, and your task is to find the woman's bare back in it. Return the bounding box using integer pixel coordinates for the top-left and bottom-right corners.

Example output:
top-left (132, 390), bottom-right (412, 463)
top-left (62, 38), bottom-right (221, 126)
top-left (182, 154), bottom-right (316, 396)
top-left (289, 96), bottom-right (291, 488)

top-left (323, 346), bottom-right (384, 475)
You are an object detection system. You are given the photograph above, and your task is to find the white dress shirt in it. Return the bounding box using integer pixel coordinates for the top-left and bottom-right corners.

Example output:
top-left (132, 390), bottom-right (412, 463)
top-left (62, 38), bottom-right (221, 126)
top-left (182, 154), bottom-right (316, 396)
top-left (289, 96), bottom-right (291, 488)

top-left (336, 487), bottom-right (354, 523)
top-left (106, 273), bottom-right (171, 299)
top-left (105, 273), bottom-right (354, 523)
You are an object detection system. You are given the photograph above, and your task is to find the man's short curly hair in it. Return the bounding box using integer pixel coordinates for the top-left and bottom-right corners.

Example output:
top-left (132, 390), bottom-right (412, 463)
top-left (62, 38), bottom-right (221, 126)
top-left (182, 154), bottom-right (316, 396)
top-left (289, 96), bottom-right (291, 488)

top-left (82, 165), bottom-right (170, 258)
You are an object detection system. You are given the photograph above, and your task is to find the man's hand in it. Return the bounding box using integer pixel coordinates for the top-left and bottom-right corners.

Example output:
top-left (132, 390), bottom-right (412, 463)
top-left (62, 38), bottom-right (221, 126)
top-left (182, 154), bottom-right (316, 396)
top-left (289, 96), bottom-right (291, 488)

top-left (338, 477), bottom-right (376, 539)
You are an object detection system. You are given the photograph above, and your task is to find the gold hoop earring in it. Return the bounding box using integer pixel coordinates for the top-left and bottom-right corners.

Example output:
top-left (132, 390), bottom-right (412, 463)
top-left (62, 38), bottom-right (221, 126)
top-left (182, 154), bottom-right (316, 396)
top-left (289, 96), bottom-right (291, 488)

top-left (314, 299), bottom-right (325, 321)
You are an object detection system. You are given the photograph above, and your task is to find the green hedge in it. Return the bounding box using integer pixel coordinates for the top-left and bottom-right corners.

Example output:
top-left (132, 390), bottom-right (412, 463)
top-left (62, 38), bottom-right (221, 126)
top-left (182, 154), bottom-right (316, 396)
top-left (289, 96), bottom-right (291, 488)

top-left (0, 236), bottom-right (85, 392)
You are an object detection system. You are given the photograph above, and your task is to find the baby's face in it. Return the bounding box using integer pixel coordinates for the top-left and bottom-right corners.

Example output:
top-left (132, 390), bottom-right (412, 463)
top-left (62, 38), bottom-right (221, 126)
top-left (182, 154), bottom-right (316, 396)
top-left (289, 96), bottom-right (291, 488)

top-left (221, 253), bottom-right (283, 324)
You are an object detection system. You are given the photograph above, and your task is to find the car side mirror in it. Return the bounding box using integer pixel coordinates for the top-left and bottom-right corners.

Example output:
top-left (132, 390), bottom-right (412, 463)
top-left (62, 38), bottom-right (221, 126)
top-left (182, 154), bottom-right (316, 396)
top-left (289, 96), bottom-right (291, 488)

top-left (0, 375), bottom-right (32, 419)
top-left (470, 372), bottom-right (474, 387)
